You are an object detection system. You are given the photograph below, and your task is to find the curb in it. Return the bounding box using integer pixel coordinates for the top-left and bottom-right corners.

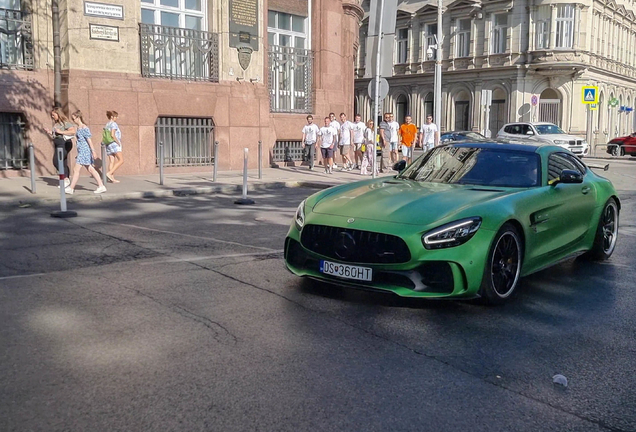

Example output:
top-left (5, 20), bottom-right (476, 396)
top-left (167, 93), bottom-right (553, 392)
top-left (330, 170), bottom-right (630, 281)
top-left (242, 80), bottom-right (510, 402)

top-left (2, 181), bottom-right (336, 209)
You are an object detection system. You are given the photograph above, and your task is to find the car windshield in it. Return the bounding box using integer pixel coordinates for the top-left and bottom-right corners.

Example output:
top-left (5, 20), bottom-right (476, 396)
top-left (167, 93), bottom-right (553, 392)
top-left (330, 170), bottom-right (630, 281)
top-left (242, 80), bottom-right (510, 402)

top-left (535, 124), bottom-right (566, 135)
top-left (398, 146), bottom-right (541, 187)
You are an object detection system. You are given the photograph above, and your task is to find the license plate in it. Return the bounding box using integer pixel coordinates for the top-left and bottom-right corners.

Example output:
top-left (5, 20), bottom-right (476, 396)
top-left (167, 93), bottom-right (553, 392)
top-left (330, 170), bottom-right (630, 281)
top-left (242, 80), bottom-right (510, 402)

top-left (320, 260), bottom-right (372, 281)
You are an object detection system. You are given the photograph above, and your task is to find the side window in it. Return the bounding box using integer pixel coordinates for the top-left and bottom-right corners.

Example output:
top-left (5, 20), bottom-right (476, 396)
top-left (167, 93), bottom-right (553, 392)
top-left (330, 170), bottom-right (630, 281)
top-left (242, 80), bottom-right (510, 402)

top-left (510, 124), bottom-right (521, 134)
top-left (562, 153), bottom-right (586, 175)
top-left (504, 125), bottom-right (512, 133)
top-left (521, 125), bottom-right (534, 135)
top-left (548, 152), bottom-right (581, 182)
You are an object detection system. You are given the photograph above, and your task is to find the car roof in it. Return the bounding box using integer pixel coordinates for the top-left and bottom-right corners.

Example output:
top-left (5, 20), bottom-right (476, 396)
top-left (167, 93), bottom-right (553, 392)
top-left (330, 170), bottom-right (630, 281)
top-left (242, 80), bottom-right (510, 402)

top-left (448, 141), bottom-right (540, 152)
top-left (502, 122), bottom-right (556, 126)
top-left (446, 141), bottom-right (569, 155)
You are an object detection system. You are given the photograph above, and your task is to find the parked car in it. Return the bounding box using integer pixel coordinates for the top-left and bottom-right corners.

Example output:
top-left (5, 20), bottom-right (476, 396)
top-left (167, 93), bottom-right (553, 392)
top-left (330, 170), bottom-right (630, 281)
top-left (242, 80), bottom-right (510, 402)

top-left (285, 142), bottom-right (619, 304)
top-left (606, 133), bottom-right (636, 156)
top-left (497, 122), bottom-right (589, 156)
top-left (440, 131), bottom-right (486, 143)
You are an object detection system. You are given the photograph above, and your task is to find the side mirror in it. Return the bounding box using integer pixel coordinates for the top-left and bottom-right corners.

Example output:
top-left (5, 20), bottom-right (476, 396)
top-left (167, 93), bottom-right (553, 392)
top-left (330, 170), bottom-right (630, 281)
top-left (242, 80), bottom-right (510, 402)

top-left (393, 160), bottom-right (407, 172)
top-left (552, 169), bottom-right (583, 186)
top-left (525, 130), bottom-right (534, 135)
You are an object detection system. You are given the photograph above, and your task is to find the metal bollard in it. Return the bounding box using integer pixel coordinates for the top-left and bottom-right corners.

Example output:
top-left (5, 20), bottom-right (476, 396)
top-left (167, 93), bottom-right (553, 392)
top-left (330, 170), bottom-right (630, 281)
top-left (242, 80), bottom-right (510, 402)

top-left (28, 143), bottom-right (36, 194)
top-left (159, 142), bottom-right (164, 186)
top-left (101, 143), bottom-right (107, 186)
top-left (51, 145), bottom-right (77, 218)
top-left (258, 140), bottom-right (262, 180)
top-left (213, 140), bottom-right (219, 182)
top-left (234, 148), bottom-right (255, 205)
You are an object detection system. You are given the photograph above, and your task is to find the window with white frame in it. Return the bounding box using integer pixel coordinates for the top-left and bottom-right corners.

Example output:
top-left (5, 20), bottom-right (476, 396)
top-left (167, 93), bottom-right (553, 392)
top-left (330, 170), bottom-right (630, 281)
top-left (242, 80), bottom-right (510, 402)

top-left (491, 14), bottom-right (508, 54)
top-left (456, 19), bottom-right (471, 57)
top-left (535, 6), bottom-right (550, 49)
top-left (424, 24), bottom-right (437, 60)
top-left (396, 28), bottom-right (409, 63)
top-left (141, 0), bottom-right (206, 30)
top-left (268, 11), bottom-right (307, 49)
top-left (555, 4), bottom-right (574, 48)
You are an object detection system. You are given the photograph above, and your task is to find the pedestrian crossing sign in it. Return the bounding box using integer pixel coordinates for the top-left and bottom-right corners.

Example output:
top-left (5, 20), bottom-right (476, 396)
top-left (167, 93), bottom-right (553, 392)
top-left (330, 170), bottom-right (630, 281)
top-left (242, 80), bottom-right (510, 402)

top-left (582, 86), bottom-right (598, 104)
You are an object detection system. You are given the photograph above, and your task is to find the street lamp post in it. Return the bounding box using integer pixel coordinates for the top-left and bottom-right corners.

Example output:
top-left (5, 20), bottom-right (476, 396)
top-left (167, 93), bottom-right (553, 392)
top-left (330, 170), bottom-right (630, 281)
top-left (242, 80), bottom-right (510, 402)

top-left (434, 0), bottom-right (443, 132)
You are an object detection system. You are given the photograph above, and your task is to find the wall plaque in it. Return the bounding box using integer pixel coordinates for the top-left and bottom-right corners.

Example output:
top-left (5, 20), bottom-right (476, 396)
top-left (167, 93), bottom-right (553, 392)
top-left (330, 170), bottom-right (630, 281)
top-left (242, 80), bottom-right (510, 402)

top-left (89, 24), bottom-right (120, 41)
top-left (84, 1), bottom-right (124, 20)
top-left (229, 0), bottom-right (258, 51)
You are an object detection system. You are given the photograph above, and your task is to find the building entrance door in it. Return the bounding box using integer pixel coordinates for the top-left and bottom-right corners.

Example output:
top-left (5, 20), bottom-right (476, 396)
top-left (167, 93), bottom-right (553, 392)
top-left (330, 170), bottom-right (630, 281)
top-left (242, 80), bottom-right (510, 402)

top-left (455, 101), bottom-right (469, 130)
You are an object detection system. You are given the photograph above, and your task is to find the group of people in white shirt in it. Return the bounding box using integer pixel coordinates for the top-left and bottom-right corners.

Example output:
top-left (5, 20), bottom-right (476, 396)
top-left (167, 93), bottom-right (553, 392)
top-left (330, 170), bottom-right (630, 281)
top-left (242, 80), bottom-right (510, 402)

top-left (301, 111), bottom-right (439, 175)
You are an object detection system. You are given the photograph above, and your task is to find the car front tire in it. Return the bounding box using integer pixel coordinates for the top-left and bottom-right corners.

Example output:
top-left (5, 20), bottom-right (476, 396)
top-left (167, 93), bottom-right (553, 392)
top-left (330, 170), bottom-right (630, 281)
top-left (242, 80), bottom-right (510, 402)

top-left (479, 223), bottom-right (523, 305)
top-left (611, 145), bottom-right (624, 157)
top-left (584, 198), bottom-right (619, 261)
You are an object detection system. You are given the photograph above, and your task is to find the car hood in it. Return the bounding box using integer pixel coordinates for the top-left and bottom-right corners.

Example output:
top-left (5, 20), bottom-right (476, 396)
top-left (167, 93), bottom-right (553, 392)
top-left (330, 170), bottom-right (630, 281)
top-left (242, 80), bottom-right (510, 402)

top-left (538, 133), bottom-right (582, 141)
top-left (311, 178), bottom-right (514, 226)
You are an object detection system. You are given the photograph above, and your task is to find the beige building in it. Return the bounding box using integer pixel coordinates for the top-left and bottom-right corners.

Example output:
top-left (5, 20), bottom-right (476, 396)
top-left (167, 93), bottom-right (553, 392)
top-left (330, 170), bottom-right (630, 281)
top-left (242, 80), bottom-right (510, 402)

top-left (355, 0), bottom-right (636, 149)
top-left (0, 0), bottom-right (363, 176)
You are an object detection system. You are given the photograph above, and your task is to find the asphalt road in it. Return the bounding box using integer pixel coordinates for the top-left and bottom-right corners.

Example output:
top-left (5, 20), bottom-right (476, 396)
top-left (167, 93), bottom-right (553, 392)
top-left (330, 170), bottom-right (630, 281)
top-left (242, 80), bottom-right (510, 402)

top-left (1, 185), bottom-right (635, 432)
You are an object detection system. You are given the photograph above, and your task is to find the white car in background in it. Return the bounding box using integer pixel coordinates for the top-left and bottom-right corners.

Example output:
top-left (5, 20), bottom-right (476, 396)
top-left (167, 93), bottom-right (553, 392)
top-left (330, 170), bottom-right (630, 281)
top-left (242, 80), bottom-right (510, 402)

top-left (497, 122), bottom-right (589, 156)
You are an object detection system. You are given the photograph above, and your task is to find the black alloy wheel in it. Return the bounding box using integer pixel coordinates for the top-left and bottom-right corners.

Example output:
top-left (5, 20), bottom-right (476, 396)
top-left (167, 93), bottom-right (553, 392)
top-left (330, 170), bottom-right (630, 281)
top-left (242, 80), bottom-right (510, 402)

top-left (585, 198), bottom-right (619, 261)
top-left (480, 223), bottom-right (523, 305)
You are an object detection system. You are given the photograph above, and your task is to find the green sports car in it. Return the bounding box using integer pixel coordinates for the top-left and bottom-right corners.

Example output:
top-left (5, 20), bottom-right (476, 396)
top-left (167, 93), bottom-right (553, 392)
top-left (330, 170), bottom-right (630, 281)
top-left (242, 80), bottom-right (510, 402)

top-left (284, 142), bottom-right (620, 304)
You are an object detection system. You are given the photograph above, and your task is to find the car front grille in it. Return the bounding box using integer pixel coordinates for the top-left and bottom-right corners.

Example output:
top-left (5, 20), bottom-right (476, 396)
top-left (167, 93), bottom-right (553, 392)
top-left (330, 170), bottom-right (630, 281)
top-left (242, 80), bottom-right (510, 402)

top-left (300, 224), bottom-right (411, 264)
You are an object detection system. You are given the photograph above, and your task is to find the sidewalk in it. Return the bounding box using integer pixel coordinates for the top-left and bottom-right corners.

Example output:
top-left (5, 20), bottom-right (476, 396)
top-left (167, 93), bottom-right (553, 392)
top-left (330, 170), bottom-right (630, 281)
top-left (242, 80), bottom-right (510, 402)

top-left (0, 166), bottom-right (393, 208)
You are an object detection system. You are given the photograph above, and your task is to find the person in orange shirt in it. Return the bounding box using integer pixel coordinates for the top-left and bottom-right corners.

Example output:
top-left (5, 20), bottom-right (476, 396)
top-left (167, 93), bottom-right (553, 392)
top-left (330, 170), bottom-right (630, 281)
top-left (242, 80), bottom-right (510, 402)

top-left (399, 115), bottom-right (418, 164)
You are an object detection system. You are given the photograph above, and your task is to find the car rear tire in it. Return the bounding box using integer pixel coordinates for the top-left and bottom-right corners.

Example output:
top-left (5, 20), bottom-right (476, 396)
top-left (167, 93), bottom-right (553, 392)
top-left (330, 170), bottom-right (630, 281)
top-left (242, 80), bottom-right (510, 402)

top-left (583, 198), bottom-right (619, 261)
top-left (611, 145), bottom-right (624, 157)
top-left (479, 223), bottom-right (523, 305)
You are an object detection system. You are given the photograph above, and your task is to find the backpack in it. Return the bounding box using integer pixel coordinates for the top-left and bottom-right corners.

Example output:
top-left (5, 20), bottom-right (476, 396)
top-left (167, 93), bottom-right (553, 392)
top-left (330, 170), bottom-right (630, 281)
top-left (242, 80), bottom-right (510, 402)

top-left (102, 126), bottom-right (115, 144)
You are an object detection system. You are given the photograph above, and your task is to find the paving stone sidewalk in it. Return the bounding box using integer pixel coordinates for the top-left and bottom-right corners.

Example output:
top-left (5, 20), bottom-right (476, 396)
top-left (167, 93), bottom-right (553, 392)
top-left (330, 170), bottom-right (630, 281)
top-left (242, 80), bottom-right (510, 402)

top-left (0, 166), bottom-right (394, 208)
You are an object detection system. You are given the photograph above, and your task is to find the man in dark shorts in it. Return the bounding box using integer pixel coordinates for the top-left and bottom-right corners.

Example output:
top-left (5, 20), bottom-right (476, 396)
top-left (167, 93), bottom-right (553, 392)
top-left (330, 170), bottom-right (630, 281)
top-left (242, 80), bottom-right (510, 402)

top-left (318, 117), bottom-right (337, 174)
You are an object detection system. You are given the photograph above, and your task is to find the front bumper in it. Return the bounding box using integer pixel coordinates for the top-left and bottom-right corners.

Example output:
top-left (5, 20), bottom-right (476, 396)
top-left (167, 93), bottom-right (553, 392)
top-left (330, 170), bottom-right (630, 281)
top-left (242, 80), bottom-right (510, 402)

top-left (284, 216), bottom-right (496, 299)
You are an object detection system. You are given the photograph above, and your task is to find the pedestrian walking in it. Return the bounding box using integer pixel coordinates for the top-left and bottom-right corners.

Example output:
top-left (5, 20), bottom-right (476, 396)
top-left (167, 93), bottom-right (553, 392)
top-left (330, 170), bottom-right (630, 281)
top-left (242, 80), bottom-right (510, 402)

top-left (351, 114), bottom-right (366, 169)
top-left (318, 117), bottom-right (337, 174)
top-left (419, 114), bottom-right (439, 151)
top-left (388, 113), bottom-right (400, 164)
top-left (301, 115), bottom-right (320, 170)
top-left (46, 107), bottom-right (76, 187)
top-left (399, 115), bottom-right (418, 164)
top-left (378, 113), bottom-right (392, 172)
top-left (103, 110), bottom-right (124, 183)
top-left (360, 119), bottom-right (379, 176)
top-left (338, 113), bottom-right (354, 170)
top-left (328, 112), bottom-right (340, 169)
top-left (65, 110), bottom-right (107, 195)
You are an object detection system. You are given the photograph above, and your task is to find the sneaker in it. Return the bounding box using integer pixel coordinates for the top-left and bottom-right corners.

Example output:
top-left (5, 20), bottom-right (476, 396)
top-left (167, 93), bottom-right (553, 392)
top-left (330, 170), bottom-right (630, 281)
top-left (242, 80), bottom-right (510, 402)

top-left (94, 186), bottom-right (107, 194)
top-left (64, 186), bottom-right (73, 195)
top-left (65, 178), bottom-right (70, 187)
top-left (308, 166), bottom-right (313, 170)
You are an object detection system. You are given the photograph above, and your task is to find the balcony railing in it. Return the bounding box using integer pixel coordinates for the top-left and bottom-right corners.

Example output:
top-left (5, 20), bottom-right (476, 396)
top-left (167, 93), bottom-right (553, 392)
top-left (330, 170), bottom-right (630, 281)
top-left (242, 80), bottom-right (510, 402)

top-left (268, 46), bottom-right (313, 114)
top-left (139, 23), bottom-right (219, 82)
top-left (0, 8), bottom-right (33, 70)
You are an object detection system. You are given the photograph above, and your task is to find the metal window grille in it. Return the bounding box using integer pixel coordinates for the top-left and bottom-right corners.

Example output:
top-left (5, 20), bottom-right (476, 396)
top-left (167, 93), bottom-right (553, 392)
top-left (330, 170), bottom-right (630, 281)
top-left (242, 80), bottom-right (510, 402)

top-left (272, 140), bottom-right (305, 162)
top-left (155, 117), bottom-right (215, 167)
top-left (268, 46), bottom-right (313, 113)
top-left (539, 100), bottom-right (560, 125)
top-left (0, 8), bottom-right (33, 70)
top-left (0, 112), bottom-right (27, 170)
top-left (139, 23), bottom-right (219, 82)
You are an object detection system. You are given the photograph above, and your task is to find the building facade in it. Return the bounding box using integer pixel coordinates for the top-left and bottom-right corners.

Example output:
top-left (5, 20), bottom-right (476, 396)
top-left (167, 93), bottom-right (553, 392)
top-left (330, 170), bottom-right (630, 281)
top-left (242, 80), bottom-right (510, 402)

top-left (355, 0), bottom-right (636, 148)
top-left (0, 0), bottom-right (362, 176)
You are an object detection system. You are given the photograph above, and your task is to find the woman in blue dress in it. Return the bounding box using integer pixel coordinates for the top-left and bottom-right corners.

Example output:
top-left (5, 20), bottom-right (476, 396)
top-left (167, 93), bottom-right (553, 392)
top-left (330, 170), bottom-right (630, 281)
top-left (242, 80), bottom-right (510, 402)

top-left (65, 110), bottom-right (107, 195)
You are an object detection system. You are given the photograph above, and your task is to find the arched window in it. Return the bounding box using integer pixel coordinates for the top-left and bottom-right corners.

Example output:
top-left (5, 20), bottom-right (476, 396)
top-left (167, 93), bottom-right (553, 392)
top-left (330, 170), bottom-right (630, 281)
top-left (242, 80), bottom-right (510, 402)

top-left (424, 93), bottom-right (434, 121)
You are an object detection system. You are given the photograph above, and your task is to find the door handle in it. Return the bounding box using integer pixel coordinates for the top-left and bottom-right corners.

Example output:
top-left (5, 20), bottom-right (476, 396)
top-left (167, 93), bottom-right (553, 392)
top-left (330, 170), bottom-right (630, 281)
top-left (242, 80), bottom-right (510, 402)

top-left (581, 186), bottom-right (591, 194)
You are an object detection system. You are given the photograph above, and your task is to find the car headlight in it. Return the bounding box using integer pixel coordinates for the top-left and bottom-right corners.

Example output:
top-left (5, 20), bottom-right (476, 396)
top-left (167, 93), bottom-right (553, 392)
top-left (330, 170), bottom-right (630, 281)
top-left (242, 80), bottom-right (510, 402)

top-left (553, 140), bottom-right (568, 145)
top-left (295, 199), bottom-right (306, 230)
top-left (422, 217), bottom-right (482, 249)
